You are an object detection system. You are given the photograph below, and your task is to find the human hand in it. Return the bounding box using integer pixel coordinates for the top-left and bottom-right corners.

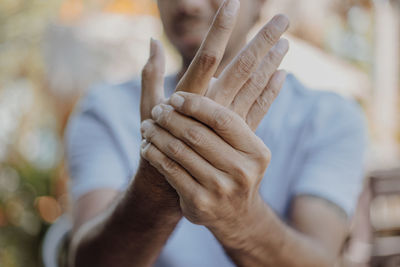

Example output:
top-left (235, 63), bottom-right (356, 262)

top-left (136, 0), bottom-right (241, 203)
top-left (141, 0), bottom-right (289, 129)
top-left (141, 91), bottom-right (278, 246)
top-left (138, 0), bottom-right (288, 211)
top-left (176, 3), bottom-right (289, 131)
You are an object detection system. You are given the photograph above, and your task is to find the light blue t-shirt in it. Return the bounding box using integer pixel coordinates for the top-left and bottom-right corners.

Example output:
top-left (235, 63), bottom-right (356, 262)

top-left (65, 74), bottom-right (367, 267)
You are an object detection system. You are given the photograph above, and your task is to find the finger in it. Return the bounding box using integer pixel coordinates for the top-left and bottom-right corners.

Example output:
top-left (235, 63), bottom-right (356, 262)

top-left (207, 14), bottom-right (289, 106)
top-left (141, 122), bottom-right (227, 191)
top-left (246, 70), bottom-right (287, 131)
top-left (150, 104), bottom-right (242, 174)
top-left (141, 140), bottom-right (202, 199)
top-left (175, 0), bottom-right (240, 95)
top-left (169, 92), bottom-right (264, 154)
top-left (230, 38), bottom-right (289, 118)
top-left (141, 38), bottom-right (166, 122)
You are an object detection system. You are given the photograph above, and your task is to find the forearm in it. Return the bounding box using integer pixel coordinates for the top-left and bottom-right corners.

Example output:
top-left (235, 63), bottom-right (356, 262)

top-left (211, 197), bottom-right (335, 267)
top-left (69, 160), bottom-right (182, 267)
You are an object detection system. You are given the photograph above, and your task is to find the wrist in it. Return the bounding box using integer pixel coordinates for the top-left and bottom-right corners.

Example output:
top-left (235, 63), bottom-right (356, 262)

top-left (208, 195), bottom-right (268, 250)
top-left (125, 159), bottom-right (182, 221)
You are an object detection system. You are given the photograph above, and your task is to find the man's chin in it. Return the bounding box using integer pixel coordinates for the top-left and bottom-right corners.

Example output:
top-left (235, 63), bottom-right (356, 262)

top-left (170, 30), bottom-right (207, 63)
top-left (178, 40), bottom-right (202, 63)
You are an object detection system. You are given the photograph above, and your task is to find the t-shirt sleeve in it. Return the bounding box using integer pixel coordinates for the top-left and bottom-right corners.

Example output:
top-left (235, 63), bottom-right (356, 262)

top-left (65, 89), bottom-right (129, 201)
top-left (292, 94), bottom-right (368, 216)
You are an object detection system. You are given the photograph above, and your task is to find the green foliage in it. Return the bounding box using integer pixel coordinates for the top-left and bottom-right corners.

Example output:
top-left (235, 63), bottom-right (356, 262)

top-left (0, 161), bottom-right (56, 267)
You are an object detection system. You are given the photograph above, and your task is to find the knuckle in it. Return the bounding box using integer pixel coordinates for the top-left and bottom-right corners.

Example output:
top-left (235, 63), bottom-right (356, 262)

top-left (219, 180), bottom-right (236, 197)
top-left (232, 163), bottom-right (248, 180)
top-left (183, 126), bottom-right (206, 147)
top-left (263, 49), bottom-right (285, 66)
top-left (260, 26), bottom-right (278, 46)
top-left (161, 157), bottom-right (180, 174)
top-left (197, 51), bottom-right (218, 72)
top-left (211, 178), bottom-right (226, 197)
top-left (235, 178), bottom-right (250, 195)
top-left (183, 96), bottom-right (198, 115)
top-left (235, 52), bottom-right (256, 78)
top-left (267, 49), bottom-right (283, 64)
top-left (254, 145), bottom-right (271, 171)
top-left (261, 146), bottom-right (272, 164)
top-left (212, 108), bottom-right (233, 131)
top-left (214, 13), bottom-right (233, 32)
top-left (213, 185), bottom-right (224, 198)
top-left (192, 194), bottom-right (210, 213)
top-left (256, 94), bottom-right (272, 110)
top-left (232, 165), bottom-right (252, 192)
top-left (247, 75), bottom-right (266, 94)
top-left (264, 146), bottom-right (272, 162)
top-left (166, 139), bottom-right (185, 157)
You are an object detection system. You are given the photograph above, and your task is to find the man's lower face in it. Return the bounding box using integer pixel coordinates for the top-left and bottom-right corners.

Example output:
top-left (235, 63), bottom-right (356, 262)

top-left (157, 0), bottom-right (223, 60)
top-left (173, 18), bottom-right (209, 56)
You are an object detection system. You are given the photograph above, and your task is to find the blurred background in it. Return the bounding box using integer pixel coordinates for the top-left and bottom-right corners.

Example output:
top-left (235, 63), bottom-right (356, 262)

top-left (0, 0), bottom-right (399, 266)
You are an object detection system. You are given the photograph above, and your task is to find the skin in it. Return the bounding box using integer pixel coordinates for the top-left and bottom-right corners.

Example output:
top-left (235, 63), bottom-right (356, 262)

top-left (69, 0), bottom-right (349, 266)
top-left (158, 0), bottom-right (265, 75)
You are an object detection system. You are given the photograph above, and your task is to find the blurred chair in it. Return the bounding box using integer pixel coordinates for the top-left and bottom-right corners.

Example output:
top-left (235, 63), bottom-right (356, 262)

top-left (369, 168), bottom-right (400, 266)
top-left (343, 167), bottom-right (400, 267)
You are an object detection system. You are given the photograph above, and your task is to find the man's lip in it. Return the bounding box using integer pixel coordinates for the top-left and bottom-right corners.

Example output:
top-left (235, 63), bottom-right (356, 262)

top-left (171, 15), bottom-right (211, 48)
top-left (172, 14), bottom-right (211, 32)
top-left (179, 34), bottom-right (203, 47)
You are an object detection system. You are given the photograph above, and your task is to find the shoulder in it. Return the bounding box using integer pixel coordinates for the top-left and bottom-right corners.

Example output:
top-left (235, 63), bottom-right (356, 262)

top-left (66, 78), bottom-right (143, 148)
top-left (68, 78), bottom-right (143, 133)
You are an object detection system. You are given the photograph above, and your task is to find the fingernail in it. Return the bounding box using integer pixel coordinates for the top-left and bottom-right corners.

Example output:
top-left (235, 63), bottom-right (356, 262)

top-left (273, 14), bottom-right (290, 32)
top-left (151, 105), bottom-right (163, 120)
top-left (276, 39), bottom-right (289, 54)
top-left (170, 94), bottom-right (185, 108)
top-left (225, 0), bottom-right (239, 16)
top-left (141, 120), bottom-right (152, 134)
top-left (141, 139), bottom-right (149, 149)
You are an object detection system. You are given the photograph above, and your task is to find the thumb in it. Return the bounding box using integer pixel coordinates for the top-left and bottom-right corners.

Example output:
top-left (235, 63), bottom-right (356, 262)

top-left (141, 38), bottom-right (166, 122)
